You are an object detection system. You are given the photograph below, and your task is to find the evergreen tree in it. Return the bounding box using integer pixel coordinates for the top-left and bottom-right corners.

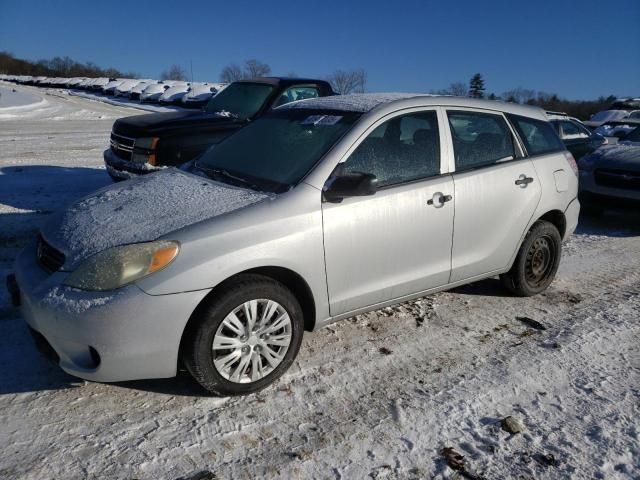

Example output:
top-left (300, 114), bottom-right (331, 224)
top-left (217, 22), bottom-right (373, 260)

top-left (468, 73), bottom-right (485, 98)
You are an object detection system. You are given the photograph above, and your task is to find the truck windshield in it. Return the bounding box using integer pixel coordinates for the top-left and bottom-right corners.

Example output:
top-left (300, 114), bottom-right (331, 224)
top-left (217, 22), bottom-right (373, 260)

top-left (196, 109), bottom-right (361, 192)
top-left (204, 83), bottom-right (274, 119)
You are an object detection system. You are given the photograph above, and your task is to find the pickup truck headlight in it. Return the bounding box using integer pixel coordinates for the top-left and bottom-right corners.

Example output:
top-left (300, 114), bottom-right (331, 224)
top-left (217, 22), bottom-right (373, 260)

top-left (132, 137), bottom-right (159, 165)
top-left (64, 241), bottom-right (179, 291)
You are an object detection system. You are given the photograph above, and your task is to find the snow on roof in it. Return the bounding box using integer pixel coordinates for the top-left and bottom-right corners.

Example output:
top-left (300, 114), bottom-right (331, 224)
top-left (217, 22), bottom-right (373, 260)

top-left (280, 93), bottom-right (427, 113)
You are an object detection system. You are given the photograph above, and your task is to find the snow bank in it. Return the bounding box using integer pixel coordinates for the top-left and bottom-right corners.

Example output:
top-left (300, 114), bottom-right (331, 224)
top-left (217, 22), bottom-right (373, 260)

top-left (42, 169), bottom-right (270, 269)
top-left (0, 86), bottom-right (44, 110)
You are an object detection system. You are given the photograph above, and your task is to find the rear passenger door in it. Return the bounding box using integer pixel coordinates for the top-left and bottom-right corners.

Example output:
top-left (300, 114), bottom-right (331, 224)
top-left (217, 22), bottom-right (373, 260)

top-left (322, 109), bottom-right (454, 316)
top-left (446, 109), bottom-right (542, 283)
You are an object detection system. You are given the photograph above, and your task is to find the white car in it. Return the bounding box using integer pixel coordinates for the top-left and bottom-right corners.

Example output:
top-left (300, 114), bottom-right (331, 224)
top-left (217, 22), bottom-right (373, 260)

top-left (139, 82), bottom-right (172, 103)
top-left (158, 82), bottom-right (191, 105)
top-left (114, 79), bottom-right (150, 97)
top-left (584, 109), bottom-right (630, 129)
top-left (10, 94), bottom-right (579, 396)
top-left (181, 83), bottom-right (224, 108)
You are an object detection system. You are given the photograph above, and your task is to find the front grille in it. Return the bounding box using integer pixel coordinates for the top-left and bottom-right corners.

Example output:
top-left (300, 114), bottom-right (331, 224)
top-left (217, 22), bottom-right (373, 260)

top-left (110, 132), bottom-right (135, 161)
top-left (594, 168), bottom-right (640, 191)
top-left (37, 236), bottom-right (65, 274)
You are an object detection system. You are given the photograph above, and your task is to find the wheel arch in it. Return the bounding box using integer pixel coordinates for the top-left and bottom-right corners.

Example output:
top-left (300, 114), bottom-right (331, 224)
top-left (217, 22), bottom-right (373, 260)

top-left (537, 209), bottom-right (567, 238)
top-left (177, 266), bottom-right (317, 369)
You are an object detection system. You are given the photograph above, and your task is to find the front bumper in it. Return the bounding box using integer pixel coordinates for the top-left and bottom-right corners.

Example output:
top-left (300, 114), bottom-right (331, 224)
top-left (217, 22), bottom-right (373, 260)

top-left (103, 148), bottom-right (163, 180)
top-left (12, 240), bottom-right (210, 382)
top-left (579, 170), bottom-right (640, 210)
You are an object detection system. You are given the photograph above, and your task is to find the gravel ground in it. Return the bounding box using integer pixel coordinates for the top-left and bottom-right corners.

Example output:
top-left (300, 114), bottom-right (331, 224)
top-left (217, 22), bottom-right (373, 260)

top-left (0, 84), bottom-right (639, 479)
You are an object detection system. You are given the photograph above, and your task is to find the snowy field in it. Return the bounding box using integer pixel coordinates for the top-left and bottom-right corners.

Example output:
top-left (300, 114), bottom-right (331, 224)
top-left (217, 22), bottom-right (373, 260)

top-left (0, 83), bottom-right (639, 480)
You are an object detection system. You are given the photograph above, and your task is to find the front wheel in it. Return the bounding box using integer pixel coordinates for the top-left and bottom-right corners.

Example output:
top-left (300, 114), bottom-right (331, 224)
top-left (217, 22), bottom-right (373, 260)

top-left (183, 274), bottom-right (304, 396)
top-left (500, 220), bottom-right (562, 297)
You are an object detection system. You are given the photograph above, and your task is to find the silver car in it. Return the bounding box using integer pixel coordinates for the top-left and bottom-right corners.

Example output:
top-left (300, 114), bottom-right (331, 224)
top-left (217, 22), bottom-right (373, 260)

top-left (9, 94), bottom-right (580, 396)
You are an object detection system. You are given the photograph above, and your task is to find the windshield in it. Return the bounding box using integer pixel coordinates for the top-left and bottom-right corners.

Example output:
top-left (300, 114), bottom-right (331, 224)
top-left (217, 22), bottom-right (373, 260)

top-left (196, 109), bottom-right (361, 192)
top-left (623, 127), bottom-right (640, 142)
top-left (591, 110), bottom-right (627, 122)
top-left (205, 83), bottom-right (274, 119)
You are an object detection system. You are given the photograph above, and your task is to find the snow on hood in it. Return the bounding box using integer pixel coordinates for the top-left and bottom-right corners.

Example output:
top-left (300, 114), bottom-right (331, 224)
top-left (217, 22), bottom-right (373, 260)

top-left (583, 144), bottom-right (640, 171)
top-left (41, 169), bottom-right (270, 270)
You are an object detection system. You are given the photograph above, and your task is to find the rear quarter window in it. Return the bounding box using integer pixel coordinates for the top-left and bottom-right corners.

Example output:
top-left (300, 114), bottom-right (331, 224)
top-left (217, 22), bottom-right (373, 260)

top-left (508, 114), bottom-right (565, 156)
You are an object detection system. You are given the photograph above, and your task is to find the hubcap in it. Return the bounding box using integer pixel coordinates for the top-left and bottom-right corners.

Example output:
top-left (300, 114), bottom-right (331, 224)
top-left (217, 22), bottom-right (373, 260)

top-left (212, 299), bottom-right (292, 384)
top-left (525, 236), bottom-right (555, 288)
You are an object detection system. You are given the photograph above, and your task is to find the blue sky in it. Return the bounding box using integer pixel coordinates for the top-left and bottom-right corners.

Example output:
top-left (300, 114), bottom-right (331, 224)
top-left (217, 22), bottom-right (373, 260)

top-left (1, 0), bottom-right (638, 99)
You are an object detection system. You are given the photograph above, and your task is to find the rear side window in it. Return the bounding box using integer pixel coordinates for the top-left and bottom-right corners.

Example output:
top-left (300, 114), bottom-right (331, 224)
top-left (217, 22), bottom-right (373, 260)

top-left (559, 120), bottom-right (589, 139)
top-left (447, 110), bottom-right (515, 171)
top-left (508, 114), bottom-right (565, 155)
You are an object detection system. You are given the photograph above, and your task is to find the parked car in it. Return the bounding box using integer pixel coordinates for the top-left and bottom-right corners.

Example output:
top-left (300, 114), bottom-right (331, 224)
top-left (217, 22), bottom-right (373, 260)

top-left (104, 77), bottom-right (335, 180)
top-left (101, 79), bottom-right (126, 96)
top-left (8, 94), bottom-right (579, 395)
top-left (594, 118), bottom-right (640, 140)
top-left (115, 79), bottom-right (149, 97)
top-left (584, 109), bottom-right (630, 129)
top-left (128, 81), bottom-right (154, 100)
top-left (180, 83), bottom-right (223, 108)
top-left (577, 127), bottom-right (640, 214)
top-left (87, 77), bottom-right (111, 91)
top-left (158, 82), bottom-right (191, 105)
top-left (139, 82), bottom-right (171, 103)
top-left (547, 111), bottom-right (607, 159)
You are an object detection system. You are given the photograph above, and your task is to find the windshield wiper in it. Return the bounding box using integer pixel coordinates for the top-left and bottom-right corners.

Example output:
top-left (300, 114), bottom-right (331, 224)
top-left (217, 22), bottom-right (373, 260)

top-left (199, 165), bottom-right (261, 191)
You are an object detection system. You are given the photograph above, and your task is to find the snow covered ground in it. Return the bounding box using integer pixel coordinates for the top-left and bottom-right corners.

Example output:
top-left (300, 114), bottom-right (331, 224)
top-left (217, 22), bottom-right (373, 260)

top-left (0, 84), bottom-right (639, 480)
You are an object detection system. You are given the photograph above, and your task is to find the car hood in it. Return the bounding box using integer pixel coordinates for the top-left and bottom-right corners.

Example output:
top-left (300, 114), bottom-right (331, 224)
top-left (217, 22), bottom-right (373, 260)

top-left (583, 144), bottom-right (640, 172)
top-left (41, 169), bottom-right (271, 270)
top-left (112, 111), bottom-right (241, 137)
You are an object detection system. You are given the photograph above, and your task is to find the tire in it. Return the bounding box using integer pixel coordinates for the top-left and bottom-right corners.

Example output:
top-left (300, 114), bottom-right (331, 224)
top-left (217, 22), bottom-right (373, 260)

top-left (500, 220), bottom-right (562, 297)
top-left (183, 274), bottom-right (304, 396)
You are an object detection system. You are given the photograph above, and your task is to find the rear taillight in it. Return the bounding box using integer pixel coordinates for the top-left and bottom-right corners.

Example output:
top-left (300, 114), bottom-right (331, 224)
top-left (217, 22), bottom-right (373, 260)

top-left (564, 151), bottom-right (578, 176)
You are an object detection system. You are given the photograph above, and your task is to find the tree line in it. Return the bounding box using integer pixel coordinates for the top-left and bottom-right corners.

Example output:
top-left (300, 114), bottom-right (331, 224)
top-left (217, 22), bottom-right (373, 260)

top-left (0, 51), bottom-right (137, 79)
top-left (1, 52), bottom-right (621, 120)
top-left (435, 73), bottom-right (619, 120)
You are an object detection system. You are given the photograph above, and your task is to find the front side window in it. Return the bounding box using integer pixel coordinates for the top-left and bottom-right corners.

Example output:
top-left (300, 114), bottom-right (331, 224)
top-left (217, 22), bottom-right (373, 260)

top-left (339, 111), bottom-right (441, 188)
top-left (205, 83), bottom-right (275, 119)
top-left (273, 86), bottom-right (320, 107)
top-left (508, 114), bottom-right (565, 155)
top-left (447, 110), bottom-right (515, 170)
top-left (196, 110), bottom-right (360, 192)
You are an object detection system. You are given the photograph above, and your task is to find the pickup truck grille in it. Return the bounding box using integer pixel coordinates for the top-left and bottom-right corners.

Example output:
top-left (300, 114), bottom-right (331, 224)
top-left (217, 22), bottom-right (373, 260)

top-left (110, 132), bottom-right (135, 161)
top-left (37, 235), bottom-right (65, 274)
top-left (594, 168), bottom-right (640, 191)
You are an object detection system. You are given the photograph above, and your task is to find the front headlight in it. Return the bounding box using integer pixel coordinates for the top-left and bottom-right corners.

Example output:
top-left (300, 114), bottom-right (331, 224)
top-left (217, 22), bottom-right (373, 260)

top-left (64, 240), bottom-right (179, 291)
top-left (134, 137), bottom-right (159, 150)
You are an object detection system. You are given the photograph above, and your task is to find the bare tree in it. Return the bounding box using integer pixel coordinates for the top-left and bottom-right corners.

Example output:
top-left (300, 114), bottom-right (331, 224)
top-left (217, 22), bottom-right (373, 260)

top-left (219, 59), bottom-right (271, 83)
top-left (220, 63), bottom-right (244, 83)
top-left (326, 68), bottom-right (367, 94)
top-left (244, 59), bottom-right (271, 78)
top-left (502, 87), bottom-right (536, 104)
top-left (160, 64), bottom-right (187, 81)
top-left (449, 81), bottom-right (468, 96)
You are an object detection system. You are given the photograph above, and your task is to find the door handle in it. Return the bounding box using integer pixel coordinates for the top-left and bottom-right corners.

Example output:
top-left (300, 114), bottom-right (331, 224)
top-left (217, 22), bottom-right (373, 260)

top-left (515, 175), bottom-right (534, 187)
top-left (427, 192), bottom-right (452, 207)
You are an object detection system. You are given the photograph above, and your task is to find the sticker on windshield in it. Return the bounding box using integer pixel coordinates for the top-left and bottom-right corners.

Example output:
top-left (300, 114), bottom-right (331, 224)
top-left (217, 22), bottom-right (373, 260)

top-left (301, 115), bottom-right (343, 126)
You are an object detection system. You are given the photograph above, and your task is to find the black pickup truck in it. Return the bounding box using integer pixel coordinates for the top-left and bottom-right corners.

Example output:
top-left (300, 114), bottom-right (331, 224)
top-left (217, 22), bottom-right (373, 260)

top-left (104, 77), bottom-right (335, 181)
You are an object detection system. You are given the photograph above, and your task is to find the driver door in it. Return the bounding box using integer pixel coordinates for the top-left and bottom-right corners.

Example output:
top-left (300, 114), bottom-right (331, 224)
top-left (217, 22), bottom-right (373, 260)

top-left (322, 109), bottom-right (455, 316)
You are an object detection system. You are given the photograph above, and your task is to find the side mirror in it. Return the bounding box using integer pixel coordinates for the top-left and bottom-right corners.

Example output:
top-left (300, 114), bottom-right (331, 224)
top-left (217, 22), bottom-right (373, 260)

top-left (323, 172), bottom-right (377, 203)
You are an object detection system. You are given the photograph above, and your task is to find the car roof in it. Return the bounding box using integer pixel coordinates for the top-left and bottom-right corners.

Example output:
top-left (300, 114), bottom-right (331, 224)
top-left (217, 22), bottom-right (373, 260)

top-left (279, 93), bottom-right (548, 120)
top-left (235, 77), bottom-right (332, 88)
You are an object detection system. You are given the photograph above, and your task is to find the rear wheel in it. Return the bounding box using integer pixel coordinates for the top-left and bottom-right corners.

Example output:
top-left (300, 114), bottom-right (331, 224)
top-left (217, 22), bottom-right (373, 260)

top-left (183, 274), bottom-right (304, 396)
top-left (500, 220), bottom-right (562, 297)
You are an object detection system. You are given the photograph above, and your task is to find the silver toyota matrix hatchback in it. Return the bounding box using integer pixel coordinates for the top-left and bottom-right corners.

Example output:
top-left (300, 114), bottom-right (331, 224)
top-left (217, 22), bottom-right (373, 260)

top-left (10, 94), bottom-right (580, 395)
